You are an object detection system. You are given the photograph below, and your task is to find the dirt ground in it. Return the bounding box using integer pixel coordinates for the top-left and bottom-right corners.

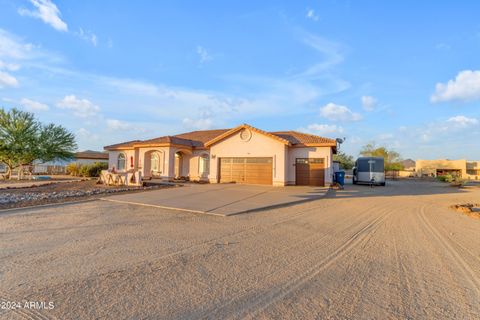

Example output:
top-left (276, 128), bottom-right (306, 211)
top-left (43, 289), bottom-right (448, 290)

top-left (0, 180), bottom-right (166, 210)
top-left (0, 180), bottom-right (479, 319)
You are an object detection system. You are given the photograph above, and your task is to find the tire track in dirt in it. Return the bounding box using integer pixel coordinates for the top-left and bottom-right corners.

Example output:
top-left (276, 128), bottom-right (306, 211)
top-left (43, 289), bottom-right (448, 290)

top-left (193, 201), bottom-right (394, 320)
top-left (10, 197), bottom-right (349, 304)
top-left (50, 197), bottom-right (384, 297)
top-left (418, 205), bottom-right (480, 297)
top-left (237, 206), bottom-right (394, 320)
top-left (392, 230), bottom-right (416, 318)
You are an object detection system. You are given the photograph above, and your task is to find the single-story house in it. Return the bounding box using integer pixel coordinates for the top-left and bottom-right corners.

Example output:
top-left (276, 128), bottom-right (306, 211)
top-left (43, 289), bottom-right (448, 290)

top-left (32, 150), bottom-right (109, 174)
top-left (104, 124), bottom-right (337, 186)
top-left (416, 159), bottom-right (480, 180)
top-left (72, 150), bottom-right (109, 165)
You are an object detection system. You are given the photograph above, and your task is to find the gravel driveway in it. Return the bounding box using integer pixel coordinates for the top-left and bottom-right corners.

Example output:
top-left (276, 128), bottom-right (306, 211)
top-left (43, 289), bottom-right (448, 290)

top-left (0, 180), bottom-right (479, 319)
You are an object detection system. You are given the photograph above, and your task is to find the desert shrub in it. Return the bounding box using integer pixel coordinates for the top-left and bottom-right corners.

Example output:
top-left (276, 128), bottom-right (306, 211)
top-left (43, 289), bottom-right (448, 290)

top-left (79, 164), bottom-right (89, 177)
top-left (437, 174), bottom-right (453, 183)
top-left (66, 163), bottom-right (81, 176)
top-left (451, 177), bottom-right (466, 187)
top-left (85, 162), bottom-right (108, 177)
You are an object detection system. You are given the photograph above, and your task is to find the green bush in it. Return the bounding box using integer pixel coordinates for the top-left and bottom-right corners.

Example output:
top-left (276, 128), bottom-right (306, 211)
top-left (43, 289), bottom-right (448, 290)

top-left (79, 164), bottom-right (89, 177)
top-left (70, 162), bottom-right (108, 177)
top-left (437, 174), bottom-right (454, 183)
top-left (85, 162), bottom-right (108, 177)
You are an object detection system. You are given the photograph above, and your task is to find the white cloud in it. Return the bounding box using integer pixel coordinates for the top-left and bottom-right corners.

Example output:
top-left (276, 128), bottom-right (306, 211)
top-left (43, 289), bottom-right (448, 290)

top-left (306, 8), bottom-right (319, 21)
top-left (106, 119), bottom-right (133, 131)
top-left (75, 28), bottom-right (98, 46)
top-left (446, 115), bottom-right (478, 127)
top-left (57, 95), bottom-right (100, 117)
top-left (406, 115), bottom-right (479, 143)
top-left (299, 123), bottom-right (344, 136)
top-left (431, 70), bottom-right (480, 103)
top-left (196, 46), bottom-right (212, 64)
top-left (18, 0), bottom-right (68, 32)
top-left (361, 95), bottom-right (377, 111)
top-left (0, 71), bottom-right (18, 88)
top-left (0, 29), bottom-right (34, 61)
top-left (20, 98), bottom-right (49, 111)
top-left (0, 60), bottom-right (20, 71)
top-left (76, 128), bottom-right (100, 144)
top-left (378, 133), bottom-right (394, 140)
top-left (320, 102), bottom-right (362, 122)
top-left (182, 117), bottom-right (214, 130)
top-left (299, 34), bottom-right (344, 75)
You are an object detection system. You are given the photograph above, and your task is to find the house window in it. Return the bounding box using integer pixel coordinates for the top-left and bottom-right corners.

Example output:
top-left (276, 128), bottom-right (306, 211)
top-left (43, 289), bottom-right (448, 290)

top-left (199, 154), bottom-right (210, 175)
top-left (151, 152), bottom-right (160, 172)
top-left (117, 153), bottom-right (126, 171)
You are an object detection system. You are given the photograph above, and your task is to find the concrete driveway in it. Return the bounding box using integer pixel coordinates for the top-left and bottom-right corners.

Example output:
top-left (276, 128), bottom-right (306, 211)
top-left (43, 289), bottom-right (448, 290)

top-left (100, 183), bottom-right (329, 216)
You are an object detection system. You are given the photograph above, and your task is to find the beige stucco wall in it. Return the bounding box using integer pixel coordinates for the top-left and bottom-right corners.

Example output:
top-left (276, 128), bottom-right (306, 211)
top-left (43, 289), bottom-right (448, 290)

top-left (108, 150), bottom-right (136, 172)
top-left (187, 150), bottom-right (210, 181)
top-left (466, 161), bottom-right (480, 180)
top-left (137, 147), bottom-right (169, 177)
top-left (416, 159), bottom-right (467, 177)
top-left (286, 146), bottom-right (333, 185)
top-left (415, 159), bottom-right (480, 180)
top-left (209, 130), bottom-right (288, 186)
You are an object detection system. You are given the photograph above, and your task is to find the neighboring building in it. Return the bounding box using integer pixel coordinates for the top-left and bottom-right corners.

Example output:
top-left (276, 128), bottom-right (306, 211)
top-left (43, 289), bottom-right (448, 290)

top-left (416, 159), bottom-right (480, 180)
top-left (73, 150), bottom-right (109, 165)
top-left (33, 150), bottom-right (109, 174)
top-left (104, 124), bottom-right (337, 186)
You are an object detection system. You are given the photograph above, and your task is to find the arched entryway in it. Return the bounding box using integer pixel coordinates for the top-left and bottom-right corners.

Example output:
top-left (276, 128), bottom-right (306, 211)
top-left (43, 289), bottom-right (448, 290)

top-left (174, 151), bottom-right (183, 178)
top-left (144, 150), bottom-right (164, 178)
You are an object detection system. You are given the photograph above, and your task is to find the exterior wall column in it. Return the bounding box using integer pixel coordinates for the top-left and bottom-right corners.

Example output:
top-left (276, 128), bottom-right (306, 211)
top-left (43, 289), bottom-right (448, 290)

top-left (165, 147), bottom-right (175, 180)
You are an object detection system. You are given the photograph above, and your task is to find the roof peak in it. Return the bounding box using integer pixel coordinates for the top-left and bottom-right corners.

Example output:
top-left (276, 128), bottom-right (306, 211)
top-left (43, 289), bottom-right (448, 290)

top-left (104, 124), bottom-right (336, 150)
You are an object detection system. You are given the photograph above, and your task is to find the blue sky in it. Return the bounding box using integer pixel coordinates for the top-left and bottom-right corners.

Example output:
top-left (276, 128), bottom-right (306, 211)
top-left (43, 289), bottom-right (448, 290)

top-left (0, 0), bottom-right (479, 159)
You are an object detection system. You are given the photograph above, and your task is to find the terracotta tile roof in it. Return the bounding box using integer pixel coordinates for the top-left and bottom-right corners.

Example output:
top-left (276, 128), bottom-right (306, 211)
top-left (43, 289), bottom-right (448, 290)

top-left (104, 126), bottom-right (335, 150)
top-left (104, 140), bottom-right (142, 149)
top-left (174, 129), bottom-right (230, 147)
top-left (75, 150), bottom-right (109, 160)
top-left (271, 131), bottom-right (336, 145)
top-left (204, 124), bottom-right (291, 147)
top-left (141, 136), bottom-right (198, 147)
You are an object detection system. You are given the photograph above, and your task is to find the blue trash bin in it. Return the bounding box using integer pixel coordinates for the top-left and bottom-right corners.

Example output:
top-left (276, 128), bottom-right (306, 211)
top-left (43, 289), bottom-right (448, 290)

top-left (334, 171), bottom-right (345, 186)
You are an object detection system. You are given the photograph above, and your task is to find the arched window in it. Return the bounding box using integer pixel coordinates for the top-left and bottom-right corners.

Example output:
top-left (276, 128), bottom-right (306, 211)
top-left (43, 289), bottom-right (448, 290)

top-left (151, 152), bottom-right (160, 172)
top-left (117, 153), bottom-right (126, 171)
top-left (199, 154), bottom-right (210, 175)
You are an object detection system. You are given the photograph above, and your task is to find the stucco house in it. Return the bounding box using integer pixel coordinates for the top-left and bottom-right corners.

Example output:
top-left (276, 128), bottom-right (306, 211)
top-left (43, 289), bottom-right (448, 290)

top-left (416, 159), bottom-right (480, 180)
top-left (104, 124), bottom-right (337, 186)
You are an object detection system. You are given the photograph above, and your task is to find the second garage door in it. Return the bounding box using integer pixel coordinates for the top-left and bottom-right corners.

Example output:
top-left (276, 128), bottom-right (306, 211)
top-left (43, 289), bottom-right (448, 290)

top-left (219, 157), bottom-right (273, 185)
top-left (295, 158), bottom-right (325, 186)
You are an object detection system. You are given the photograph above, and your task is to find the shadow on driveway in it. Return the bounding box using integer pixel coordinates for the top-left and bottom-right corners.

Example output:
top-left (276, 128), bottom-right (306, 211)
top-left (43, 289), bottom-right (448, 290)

top-left (100, 183), bottom-right (329, 216)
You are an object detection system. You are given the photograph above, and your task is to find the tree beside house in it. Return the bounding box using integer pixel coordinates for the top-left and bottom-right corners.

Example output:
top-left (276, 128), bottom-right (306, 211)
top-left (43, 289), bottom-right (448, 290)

top-left (0, 108), bottom-right (77, 179)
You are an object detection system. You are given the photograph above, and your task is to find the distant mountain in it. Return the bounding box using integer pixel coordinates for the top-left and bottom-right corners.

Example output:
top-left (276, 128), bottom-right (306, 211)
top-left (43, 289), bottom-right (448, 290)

top-left (401, 159), bottom-right (416, 169)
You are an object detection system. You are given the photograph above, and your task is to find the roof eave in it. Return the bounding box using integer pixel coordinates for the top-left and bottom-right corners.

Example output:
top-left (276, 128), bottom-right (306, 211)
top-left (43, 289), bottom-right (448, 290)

top-left (204, 124), bottom-right (290, 147)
